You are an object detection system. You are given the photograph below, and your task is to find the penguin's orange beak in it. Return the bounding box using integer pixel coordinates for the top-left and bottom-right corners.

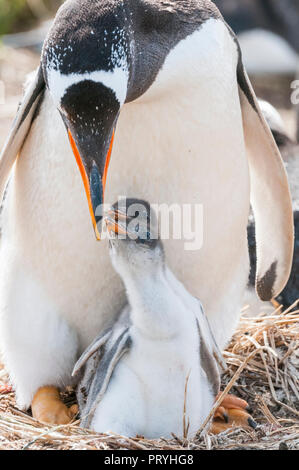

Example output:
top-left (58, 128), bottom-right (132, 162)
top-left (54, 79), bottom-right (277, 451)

top-left (67, 128), bottom-right (115, 240)
top-left (60, 81), bottom-right (120, 240)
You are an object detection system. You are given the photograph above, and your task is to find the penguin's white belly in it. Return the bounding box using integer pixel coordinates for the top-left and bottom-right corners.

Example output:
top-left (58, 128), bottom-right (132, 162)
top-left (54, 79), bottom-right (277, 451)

top-left (0, 19), bottom-right (250, 355)
top-left (91, 330), bottom-right (212, 438)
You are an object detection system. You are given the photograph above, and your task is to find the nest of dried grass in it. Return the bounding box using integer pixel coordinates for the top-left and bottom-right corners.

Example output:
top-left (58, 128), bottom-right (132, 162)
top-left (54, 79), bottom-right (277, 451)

top-left (0, 301), bottom-right (298, 450)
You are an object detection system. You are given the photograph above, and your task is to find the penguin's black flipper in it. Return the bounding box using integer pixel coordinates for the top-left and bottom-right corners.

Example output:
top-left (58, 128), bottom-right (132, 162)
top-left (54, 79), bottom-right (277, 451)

top-left (0, 65), bottom-right (45, 203)
top-left (74, 308), bottom-right (132, 429)
top-left (236, 55), bottom-right (294, 302)
top-left (248, 211), bottom-right (299, 307)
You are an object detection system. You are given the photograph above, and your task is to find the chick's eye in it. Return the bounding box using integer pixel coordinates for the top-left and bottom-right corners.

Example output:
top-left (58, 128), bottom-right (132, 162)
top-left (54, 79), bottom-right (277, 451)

top-left (139, 231), bottom-right (151, 243)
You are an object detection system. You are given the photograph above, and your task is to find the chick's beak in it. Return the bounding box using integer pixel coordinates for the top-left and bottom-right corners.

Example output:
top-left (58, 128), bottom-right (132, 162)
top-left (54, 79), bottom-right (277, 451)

top-left (105, 208), bottom-right (128, 237)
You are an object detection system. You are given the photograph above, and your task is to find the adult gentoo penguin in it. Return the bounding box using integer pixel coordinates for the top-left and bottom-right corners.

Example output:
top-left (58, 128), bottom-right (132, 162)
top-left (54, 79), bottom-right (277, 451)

top-left (0, 0), bottom-right (294, 424)
top-left (74, 198), bottom-right (252, 437)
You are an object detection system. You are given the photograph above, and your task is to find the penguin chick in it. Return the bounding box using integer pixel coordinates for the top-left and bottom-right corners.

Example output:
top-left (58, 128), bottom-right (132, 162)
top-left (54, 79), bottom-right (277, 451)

top-left (73, 198), bottom-right (225, 438)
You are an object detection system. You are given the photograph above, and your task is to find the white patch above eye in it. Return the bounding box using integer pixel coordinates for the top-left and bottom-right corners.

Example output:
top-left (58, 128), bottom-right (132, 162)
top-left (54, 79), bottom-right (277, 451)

top-left (47, 67), bottom-right (129, 108)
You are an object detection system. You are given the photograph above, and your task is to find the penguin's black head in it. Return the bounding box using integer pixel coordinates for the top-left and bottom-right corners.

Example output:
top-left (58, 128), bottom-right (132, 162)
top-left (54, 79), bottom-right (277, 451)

top-left (105, 197), bottom-right (160, 246)
top-left (105, 197), bottom-right (165, 274)
top-left (42, 0), bottom-right (131, 238)
top-left (42, 0), bottom-right (219, 238)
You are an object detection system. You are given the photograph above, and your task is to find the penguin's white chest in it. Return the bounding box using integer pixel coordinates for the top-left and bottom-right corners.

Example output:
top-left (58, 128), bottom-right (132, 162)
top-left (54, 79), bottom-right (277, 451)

top-left (1, 19), bottom-right (250, 351)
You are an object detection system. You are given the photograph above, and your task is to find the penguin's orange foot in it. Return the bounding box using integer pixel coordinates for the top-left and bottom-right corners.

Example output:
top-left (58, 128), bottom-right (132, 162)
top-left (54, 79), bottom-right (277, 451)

top-left (210, 393), bottom-right (257, 434)
top-left (0, 384), bottom-right (12, 394)
top-left (31, 386), bottom-right (78, 425)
